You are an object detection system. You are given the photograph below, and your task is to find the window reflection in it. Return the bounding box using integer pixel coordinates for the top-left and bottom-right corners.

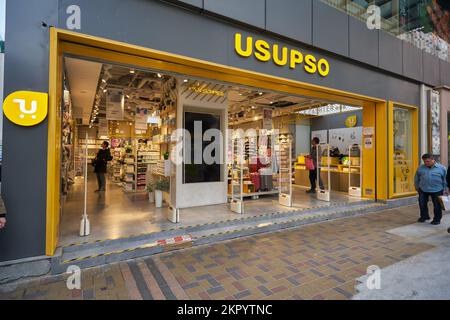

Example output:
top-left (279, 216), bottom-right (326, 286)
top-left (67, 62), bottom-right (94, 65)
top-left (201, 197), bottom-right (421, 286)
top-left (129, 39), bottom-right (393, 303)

top-left (321, 0), bottom-right (450, 61)
top-left (393, 106), bottom-right (414, 194)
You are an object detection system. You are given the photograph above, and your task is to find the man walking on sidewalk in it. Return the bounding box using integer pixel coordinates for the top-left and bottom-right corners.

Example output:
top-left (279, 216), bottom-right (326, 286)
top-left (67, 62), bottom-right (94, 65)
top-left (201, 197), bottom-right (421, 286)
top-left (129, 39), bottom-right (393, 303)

top-left (414, 154), bottom-right (448, 225)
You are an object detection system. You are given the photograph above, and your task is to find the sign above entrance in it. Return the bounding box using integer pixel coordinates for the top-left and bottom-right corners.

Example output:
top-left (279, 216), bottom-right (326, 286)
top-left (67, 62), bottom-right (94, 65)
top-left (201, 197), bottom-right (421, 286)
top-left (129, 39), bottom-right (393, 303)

top-left (3, 91), bottom-right (48, 126)
top-left (235, 33), bottom-right (330, 77)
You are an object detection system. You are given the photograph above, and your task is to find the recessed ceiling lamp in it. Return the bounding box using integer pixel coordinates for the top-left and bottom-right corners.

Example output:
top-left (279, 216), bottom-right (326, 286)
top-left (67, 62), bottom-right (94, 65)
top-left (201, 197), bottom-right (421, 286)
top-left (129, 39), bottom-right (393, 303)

top-left (103, 89), bottom-right (108, 93)
top-left (130, 69), bottom-right (135, 74)
top-left (183, 79), bottom-right (188, 83)
top-left (258, 92), bottom-right (263, 96)
top-left (157, 73), bottom-right (162, 78)
top-left (102, 79), bottom-right (107, 84)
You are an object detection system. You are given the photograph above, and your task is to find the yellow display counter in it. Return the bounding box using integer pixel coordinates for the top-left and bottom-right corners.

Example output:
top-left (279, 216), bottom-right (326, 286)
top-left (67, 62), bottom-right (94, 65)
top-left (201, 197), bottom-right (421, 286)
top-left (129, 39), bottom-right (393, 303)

top-left (294, 168), bottom-right (361, 192)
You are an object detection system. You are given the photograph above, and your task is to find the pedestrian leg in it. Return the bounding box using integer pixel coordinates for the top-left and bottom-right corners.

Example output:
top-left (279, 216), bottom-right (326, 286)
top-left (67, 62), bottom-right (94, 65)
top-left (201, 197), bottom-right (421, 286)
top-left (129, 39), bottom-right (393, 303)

top-left (418, 190), bottom-right (430, 221)
top-left (96, 172), bottom-right (102, 191)
top-left (99, 173), bottom-right (106, 191)
top-left (431, 191), bottom-right (444, 223)
top-left (309, 169), bottom-right (317, 192)
top-left (317, 168), bottom-right (325, 190)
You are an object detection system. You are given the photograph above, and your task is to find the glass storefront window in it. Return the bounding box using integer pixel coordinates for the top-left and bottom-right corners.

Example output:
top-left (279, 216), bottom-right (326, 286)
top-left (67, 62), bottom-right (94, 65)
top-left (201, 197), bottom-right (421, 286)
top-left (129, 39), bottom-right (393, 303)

top-left (393, 105), bottom-right (414, 194)
top-left (321, 0), bottom-right (450, 62)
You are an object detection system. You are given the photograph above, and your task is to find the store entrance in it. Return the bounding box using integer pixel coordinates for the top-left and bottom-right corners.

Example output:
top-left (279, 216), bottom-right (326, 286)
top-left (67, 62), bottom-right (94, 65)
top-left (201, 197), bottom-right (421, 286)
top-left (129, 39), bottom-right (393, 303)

top-left (227, 88), bottom-right (366, 211)
top-left (58, 55), bottom-right (372, 247)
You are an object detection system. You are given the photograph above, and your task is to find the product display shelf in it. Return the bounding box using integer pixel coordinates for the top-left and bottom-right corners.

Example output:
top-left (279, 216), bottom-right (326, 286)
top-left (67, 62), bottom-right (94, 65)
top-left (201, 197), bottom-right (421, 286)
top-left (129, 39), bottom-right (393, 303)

top-left (122, 148), bottom-right (136, 193)
top-left (227, 134), bottom-right (280, 199)
top-left (152, 159), bottom-right (170, 177)
top-left (122, 142), bottom-right (161, 193)
top-left (278, 139), bottom-right (292, 206)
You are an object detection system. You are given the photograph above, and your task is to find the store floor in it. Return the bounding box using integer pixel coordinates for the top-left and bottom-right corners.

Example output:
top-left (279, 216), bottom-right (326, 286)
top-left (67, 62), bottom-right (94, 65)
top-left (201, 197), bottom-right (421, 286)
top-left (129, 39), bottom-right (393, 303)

top-left (59, 173), bottom-right (368, 246)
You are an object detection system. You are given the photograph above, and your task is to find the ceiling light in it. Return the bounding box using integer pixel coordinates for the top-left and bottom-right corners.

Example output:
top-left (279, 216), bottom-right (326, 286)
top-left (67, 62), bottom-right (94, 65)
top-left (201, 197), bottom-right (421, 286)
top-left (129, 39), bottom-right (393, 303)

top-left (102, 79), bottom-right (107, 83)
top-left (258, 92), bottom-right (263, 96)
top-left (130, 69), bottom-right (135, 74)
top-left (157, 73), bottom-right (162, 78)
top-left (103, 89), bottom-right (108, 93)
top-left (183, 79), bottom-right (188, 83)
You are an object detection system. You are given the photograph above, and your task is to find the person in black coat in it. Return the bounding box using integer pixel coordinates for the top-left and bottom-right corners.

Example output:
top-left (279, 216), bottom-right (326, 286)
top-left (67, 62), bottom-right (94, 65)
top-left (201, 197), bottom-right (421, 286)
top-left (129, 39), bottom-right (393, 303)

top-left (94, 141), bottom-right (113, 192)
top-left (0, 197), bottom-right (6, 230)
top-left (448, 165), bottom-right (450, 234)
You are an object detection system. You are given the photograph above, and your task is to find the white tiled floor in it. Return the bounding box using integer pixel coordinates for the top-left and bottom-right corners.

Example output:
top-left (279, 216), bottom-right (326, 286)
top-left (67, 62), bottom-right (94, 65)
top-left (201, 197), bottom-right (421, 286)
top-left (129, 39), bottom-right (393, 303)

top-left (59, 172), bottom-right (366, 246)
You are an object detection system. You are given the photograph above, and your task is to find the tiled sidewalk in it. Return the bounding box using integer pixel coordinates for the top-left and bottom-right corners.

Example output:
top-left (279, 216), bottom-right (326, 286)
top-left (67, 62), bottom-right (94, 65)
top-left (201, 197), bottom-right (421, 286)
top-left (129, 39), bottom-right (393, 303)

top-left (0, 206), bottom-right (435, 300)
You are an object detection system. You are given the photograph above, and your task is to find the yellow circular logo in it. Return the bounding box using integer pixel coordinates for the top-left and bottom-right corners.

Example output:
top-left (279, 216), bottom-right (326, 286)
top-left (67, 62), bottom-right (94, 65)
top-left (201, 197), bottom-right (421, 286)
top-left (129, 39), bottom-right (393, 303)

top-left (345, 115), bottom-right (357, 128)
top-left (3, 91), bottom-right (48, 126)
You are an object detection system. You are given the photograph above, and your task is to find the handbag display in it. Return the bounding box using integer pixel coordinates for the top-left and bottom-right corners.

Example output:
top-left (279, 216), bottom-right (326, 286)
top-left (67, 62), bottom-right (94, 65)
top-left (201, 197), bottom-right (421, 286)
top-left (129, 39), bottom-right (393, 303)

top-left (349, 144), bottom-right (361, 157)
top-left (305, 157), bottom-right (315, 171)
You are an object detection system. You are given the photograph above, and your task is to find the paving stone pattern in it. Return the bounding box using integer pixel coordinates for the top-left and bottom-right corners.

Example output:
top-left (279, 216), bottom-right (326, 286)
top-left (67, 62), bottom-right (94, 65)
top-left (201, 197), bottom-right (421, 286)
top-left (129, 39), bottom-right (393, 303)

top-left (0, 206), bottom-right (434, 300)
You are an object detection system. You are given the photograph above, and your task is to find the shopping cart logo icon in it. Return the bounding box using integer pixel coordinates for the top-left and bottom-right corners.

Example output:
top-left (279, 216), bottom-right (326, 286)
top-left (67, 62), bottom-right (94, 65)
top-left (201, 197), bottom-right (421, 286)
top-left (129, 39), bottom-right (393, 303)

top-left (3, 91), bottom-right (48, 127)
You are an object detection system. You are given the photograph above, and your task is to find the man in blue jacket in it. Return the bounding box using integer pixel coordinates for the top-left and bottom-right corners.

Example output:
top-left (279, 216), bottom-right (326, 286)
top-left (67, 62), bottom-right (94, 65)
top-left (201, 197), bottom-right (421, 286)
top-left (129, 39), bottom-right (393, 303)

top-left (414, 154), bottom-right (448, 225)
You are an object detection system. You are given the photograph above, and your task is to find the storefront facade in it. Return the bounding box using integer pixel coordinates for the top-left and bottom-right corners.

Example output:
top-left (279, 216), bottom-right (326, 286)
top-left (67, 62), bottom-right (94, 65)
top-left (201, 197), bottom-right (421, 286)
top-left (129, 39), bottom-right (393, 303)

top-left (1, 0), bottom-right (449, 263)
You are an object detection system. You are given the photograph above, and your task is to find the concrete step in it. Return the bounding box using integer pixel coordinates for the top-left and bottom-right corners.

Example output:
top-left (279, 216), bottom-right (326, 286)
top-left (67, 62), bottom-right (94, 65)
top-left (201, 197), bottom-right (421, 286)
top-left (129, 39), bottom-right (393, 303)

top-left (53, 200), bottom-right (383, 274)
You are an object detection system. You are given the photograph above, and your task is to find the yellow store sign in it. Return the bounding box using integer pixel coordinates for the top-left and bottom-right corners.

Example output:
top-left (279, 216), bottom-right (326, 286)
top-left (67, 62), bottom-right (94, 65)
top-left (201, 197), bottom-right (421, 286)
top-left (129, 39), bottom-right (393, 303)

top-left (235, 33), bottom-right (330, 77)
top-left (3, 91), bottom-right (48, 126)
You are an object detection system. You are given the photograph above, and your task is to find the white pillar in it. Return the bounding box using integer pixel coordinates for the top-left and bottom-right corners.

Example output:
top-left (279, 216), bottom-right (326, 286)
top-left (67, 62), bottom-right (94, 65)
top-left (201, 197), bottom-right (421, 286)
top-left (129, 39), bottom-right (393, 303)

top-left (420, 84), bottom-right (430, 157)
top-left (436, 86), bottom-right (450, 167)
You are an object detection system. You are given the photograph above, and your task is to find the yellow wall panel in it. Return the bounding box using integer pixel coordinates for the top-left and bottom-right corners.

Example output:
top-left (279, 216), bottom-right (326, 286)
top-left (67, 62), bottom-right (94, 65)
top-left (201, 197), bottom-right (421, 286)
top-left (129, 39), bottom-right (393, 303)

top-left (376, 102), bottom-right (388, 201)
top-left (362, 101), bottom-right (376, 199)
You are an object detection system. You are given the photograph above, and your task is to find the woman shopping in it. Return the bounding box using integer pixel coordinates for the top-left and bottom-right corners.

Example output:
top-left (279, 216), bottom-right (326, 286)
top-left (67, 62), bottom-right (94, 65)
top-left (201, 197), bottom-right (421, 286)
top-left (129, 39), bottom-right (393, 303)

top-left (94, 141), bottom-right (113, 192)
top-left (306, 137), bottom-right (324, 194)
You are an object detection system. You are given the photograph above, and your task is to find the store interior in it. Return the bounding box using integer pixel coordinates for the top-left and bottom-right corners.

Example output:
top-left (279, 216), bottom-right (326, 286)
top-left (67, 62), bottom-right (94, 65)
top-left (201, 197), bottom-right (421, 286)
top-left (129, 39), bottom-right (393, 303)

top-left (59, 56), bottom-right (369, 245)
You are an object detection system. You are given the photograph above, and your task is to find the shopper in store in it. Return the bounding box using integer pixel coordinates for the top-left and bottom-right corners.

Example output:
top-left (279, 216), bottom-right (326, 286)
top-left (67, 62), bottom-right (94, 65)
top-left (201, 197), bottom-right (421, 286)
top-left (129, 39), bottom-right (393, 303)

top-left (94, 141), bottom-right (113, 192)
top-left (306, 137), bottom-right (324, 194)
top-left (414, 154), bottom-right (447, 225)
top-left (0, 197), bottom-right (6, 230)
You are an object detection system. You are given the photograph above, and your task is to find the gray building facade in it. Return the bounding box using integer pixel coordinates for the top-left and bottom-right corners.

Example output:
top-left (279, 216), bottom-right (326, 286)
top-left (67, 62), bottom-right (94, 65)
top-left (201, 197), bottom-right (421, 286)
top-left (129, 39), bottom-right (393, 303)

top-left (1, 0), bottom-right (448, 262)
